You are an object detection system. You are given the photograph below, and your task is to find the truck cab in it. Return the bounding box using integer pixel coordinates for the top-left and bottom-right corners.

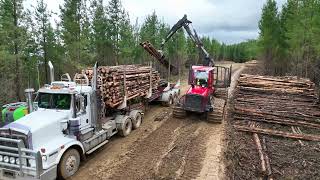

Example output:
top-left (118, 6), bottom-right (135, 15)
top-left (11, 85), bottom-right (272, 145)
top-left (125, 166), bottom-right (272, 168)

top-left (0, 64), bottom-right (144, 179)
top-left (0, 80), bottom-right (96, 179)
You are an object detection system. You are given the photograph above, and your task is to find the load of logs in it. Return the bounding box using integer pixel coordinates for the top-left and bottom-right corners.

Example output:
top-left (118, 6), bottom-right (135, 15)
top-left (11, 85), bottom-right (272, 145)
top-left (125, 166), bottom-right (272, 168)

top-left (83, 65), bottom-right (160, 108)
top-left (234, 74), bottom-right (320, 140)
top-left (140, 41), bottom-right (178, 75)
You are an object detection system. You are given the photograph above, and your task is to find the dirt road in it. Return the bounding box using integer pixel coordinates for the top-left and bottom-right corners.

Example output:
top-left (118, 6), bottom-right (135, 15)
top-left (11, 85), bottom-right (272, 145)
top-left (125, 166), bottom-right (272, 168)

top-left (70, 62), bottom-right (245, 180)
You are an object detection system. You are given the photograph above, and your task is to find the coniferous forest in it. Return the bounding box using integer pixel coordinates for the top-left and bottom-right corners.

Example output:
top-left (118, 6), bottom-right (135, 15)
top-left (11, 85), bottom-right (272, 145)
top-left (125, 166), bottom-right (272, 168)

top-left (259, 0), bottom-right (320, 81)
top-left (2, 0), bottom-right (320, 105)
top-left (0, 0), bottom-right (257, 105)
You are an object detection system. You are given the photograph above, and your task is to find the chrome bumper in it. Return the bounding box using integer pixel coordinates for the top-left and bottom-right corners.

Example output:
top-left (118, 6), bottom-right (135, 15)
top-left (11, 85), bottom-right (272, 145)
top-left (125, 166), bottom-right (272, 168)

top-left (0, 137), bottom-right (47, 179)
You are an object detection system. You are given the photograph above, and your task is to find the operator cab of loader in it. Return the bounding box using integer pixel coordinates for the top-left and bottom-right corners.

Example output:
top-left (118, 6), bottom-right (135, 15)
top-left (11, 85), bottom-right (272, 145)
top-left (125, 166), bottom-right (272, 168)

top-left (189, 66), bottom-right (215, 92)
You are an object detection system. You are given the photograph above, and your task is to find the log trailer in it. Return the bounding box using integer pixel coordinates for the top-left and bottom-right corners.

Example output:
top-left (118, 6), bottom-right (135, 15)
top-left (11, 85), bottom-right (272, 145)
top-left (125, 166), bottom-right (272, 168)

top-left (0, 62), bottom-right (179, 179)
top-left (141, 14), bottom-right (231, 123)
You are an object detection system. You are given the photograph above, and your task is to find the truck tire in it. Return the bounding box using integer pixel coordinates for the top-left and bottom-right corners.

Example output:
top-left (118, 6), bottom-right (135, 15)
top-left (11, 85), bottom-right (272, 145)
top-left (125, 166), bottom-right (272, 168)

top-left (58, 149), bottom-right (80, 179)
top-left (132, 112), bottom-right (142, 130)
top-left (119, 116), bottom-right (132, 137)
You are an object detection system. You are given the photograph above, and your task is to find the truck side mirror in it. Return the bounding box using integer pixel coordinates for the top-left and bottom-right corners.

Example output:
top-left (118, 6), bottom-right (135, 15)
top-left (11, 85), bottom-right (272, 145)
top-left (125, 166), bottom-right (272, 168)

top-left (60, 120), bottom-right (68, 134)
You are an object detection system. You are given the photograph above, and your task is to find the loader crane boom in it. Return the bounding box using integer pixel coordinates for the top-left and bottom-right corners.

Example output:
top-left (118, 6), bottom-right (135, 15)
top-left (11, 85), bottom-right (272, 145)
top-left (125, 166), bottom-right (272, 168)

top-left (160, 15), bottom-right (214, 67)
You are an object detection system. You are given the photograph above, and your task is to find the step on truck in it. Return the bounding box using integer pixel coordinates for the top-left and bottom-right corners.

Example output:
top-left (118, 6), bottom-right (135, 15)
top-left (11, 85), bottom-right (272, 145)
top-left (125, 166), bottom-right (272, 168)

top-left (0, 62), bottom-right (180, 180)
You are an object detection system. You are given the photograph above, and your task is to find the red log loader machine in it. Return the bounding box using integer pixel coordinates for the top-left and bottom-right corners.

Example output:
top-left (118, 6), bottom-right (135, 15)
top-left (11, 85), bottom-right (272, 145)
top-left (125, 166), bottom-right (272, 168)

top-left (141, 15), bottom-right (232, 123)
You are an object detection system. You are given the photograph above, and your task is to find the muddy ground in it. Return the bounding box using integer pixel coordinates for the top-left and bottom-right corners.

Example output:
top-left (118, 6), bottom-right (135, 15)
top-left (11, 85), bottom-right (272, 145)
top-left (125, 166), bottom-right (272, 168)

top-left (69, 62), bottom-right (245, 180)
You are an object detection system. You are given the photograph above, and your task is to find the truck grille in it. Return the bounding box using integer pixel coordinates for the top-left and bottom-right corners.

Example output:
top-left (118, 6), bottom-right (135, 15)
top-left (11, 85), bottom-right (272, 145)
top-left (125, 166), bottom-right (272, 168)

top-left (0, 129), bottom-right (29, 149)
top-left (0, 136), bottom-right (42, 178)
top-left (184, 94), bottom-right (204, 112)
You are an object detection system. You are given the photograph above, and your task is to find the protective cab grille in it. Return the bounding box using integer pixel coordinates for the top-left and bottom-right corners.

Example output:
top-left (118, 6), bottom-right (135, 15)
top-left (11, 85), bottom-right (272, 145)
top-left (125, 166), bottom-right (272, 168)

top-left (184, 94), bottom-right (204, 112)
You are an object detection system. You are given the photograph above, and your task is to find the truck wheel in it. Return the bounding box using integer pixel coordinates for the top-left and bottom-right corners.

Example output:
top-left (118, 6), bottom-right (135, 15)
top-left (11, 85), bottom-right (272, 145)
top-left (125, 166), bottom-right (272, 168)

top-left (119, 116), bottom-right (132, 137)
top-left (132, 113), bottom-right (142, 130)
top-left (58, 149), bottom-right (80, 179)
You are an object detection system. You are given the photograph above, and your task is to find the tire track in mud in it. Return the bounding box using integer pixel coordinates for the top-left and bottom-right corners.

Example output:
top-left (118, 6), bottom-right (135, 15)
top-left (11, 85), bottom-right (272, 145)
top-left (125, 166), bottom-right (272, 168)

top-left (71, 62), bottom-right (245, 180)
top-left (98, 117), bottom-right (185, 179)
top-left (153, 121), bottom-right (207, 180)
top-left (100, 117), bottom-right (208, 180)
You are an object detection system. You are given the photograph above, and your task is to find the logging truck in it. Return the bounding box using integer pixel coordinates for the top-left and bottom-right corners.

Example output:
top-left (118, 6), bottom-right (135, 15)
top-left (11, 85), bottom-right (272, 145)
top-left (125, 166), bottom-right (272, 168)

top-left (0, 62), bottom-right (180, 180)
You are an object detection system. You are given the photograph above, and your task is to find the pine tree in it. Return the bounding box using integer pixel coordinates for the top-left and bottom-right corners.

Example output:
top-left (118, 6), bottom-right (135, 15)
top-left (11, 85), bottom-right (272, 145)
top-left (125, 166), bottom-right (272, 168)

top-left (90, 0), bottom-right (112, 65)
top-left (60, 0), bottom-right (91, 67)
top-left (258, 0), bottom-right (281, 74)
top-left (140, 11), bottom-right (160, 46)
top-left (34, 0), bottom-right (53, 83)
top-left (139, 11), bottom-right (162, 64)
top-left (106, 0), bottom-right (129, 65)
top-left (118, 12), bottom-right (135, 64)
top-left (0, 0), bottom-right (26, 101)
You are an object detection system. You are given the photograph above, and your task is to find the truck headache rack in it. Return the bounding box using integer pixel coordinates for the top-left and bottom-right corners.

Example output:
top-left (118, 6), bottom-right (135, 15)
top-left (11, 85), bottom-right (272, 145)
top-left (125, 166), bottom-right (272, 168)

top-left (0, 137), bottom-right (43, 178)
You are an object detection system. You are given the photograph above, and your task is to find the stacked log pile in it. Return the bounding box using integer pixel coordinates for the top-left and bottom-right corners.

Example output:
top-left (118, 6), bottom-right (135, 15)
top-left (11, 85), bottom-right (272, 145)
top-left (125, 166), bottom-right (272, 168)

top-left (234, 74), bottom-right (320, 138)
top-left (83, 65), bottom-right (160, 108)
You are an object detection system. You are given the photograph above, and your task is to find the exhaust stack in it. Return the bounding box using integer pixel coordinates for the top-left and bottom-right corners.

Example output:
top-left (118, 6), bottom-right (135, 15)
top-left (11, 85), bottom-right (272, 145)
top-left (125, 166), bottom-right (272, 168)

top-left (48, 61), bottom-right (54, 83)
top-left (25, 88), bottom-right (35, 113)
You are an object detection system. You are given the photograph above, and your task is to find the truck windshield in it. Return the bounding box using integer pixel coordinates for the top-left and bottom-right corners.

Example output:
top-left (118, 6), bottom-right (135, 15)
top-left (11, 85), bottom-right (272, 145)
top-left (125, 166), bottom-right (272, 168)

top-left (37, 93), bottom-right (71, 110)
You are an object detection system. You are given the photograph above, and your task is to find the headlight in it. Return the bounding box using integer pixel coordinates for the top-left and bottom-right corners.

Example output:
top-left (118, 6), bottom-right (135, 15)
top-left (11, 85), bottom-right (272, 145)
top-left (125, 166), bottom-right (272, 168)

top-left (15, 158), bottom-right (20, 165)
top-left (28, 159), bottom-right (36, 168)
top-left (0, 155), bottom-right (3, 162)
top-left (9, 157), bottom-right (15, 164)
top-left (3, 156), bottom-right (9, 163)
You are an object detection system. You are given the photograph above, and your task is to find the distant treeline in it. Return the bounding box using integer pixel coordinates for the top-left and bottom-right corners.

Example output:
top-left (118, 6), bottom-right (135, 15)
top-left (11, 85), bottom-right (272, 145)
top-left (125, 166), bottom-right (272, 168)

top-left (0, 0), bottom-right (256, 104)
top-left (259, 0), bottom-right (320, 83)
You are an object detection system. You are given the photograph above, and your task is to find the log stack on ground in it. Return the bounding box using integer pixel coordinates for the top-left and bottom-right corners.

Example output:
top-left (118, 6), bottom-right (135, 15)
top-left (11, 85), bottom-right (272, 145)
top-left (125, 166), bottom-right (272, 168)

top-left (234, 74), bottom-right (320, 138)
top-left (83, 65), bottom-right (160, 108)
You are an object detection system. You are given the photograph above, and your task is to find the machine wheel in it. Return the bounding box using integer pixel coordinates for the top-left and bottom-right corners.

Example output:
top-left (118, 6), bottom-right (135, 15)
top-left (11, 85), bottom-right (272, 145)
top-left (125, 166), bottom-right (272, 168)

top-left (132, 112), bottom-right (142, 130)
top-left (58, 149), bottom-right (80, 179)
top-left (119, 116), bottom-right (133, 137)
top-left (173, 106), bottom-right (186, 118)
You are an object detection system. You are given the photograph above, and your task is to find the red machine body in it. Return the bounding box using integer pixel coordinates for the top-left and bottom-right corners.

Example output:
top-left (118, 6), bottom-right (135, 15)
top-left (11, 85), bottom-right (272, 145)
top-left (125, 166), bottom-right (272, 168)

top-left (178, 66), bottom-right (216, 113)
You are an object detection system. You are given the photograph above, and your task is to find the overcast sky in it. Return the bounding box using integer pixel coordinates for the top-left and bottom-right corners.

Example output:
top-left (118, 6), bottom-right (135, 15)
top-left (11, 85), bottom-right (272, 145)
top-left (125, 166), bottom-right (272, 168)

top-left (25, 0), bottom-right (287, 44)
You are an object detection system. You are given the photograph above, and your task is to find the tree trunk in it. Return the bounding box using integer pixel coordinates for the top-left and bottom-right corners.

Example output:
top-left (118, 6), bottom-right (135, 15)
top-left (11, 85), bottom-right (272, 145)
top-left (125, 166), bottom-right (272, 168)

top-left (13, 0), bottom-right (21, 101)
